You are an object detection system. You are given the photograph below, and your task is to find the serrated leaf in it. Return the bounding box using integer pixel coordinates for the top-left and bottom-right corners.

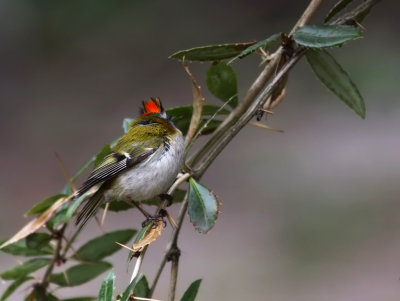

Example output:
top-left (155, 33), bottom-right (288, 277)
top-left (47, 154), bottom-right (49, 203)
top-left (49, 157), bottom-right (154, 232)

top-left (306, 49), bottom-right (365, 118)
top-left (119, 274), bottom-right (143, 301)
top-left (206, 62), bottom-right (238, 108)
top-left (0, 233), bottom-right (53, 256)
top-left (188, 178), bottom-right (219, 234)
top-left (73, 229), bottom-right (136, 262)
top-left (25, 194), bottom-right (68, 217)
top-left (229, 33), bottom-right (281, 64)
top-left (293, 24), bottom-right (362, 48)
top-left (98, 270), bottom-right (115, 301)
top-left (325, 0), bottom-right (354, 22)
top-left (49, 262), bottom-right (112, 286)
top-left (169, 42), bottom-right (256, 62)
top-left (0, 258), bottom-right (51, 280)
top-left (181, 279), bottom-right (202, 301)
top-left (94, 144), bottom-right (112, 167)
top-left (0, 276), bottom-right (33, 301)
top-left (133, 275), bottom-right (149, 298)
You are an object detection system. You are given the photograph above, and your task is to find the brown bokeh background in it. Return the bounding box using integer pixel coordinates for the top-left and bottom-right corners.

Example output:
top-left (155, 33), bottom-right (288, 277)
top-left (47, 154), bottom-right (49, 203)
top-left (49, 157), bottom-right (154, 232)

top-left (1, 1), bottom-right (399, 300)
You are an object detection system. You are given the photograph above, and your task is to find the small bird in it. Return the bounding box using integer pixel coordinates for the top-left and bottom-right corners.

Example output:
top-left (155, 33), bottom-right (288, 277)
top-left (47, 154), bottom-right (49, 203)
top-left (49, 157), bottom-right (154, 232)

top-left (75, 98), bottom-right (185, 227)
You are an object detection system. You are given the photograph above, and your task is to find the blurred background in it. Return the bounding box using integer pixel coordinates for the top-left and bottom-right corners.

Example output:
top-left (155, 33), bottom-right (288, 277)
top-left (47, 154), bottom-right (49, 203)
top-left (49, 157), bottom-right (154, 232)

top-left (1, 0), bottom-right (399, 300)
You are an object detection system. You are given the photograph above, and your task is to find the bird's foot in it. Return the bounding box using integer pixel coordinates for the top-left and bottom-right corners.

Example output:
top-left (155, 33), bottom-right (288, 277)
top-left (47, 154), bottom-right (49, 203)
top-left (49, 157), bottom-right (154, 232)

top-left (141, 208), bottom-right (167, 228)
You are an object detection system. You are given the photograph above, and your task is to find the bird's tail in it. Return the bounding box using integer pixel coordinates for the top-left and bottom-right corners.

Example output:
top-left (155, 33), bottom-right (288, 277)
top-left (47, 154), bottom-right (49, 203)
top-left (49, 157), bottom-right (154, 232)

top-left (75, 188), bottom-right (104, 228)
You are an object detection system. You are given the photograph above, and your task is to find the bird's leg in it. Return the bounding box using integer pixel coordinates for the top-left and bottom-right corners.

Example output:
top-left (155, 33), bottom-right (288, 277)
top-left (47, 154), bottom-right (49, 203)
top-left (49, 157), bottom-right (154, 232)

top-left (124, 199), bottom-right (163, 228)
top-left (159, 193), bottom-right (173, 207)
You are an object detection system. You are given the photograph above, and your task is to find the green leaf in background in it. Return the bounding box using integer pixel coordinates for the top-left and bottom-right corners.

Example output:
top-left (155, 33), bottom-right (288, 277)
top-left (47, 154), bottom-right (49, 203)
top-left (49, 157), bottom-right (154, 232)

top-left (0, 276), bottom-right (33, 301)
top-left (133, 275), bottom-right (149, 298)
top-left (104, 188), bottom-right (187, 211)
top-left (293, 25), bottom-right (362, 48)
top-left (98, 270), bottom-right (115, 301)
top-left (24, 289), bottom-right (59, 301)
top-left (306, 49), bottom-right (365, 118)
top-left (49, 262), bottom-right (112, 286)
top-left (25, 194), bottom-right (67, 217)
top-left (123, 118), bottom-right (133, 133)
top-left (94, 144), bottom-right (112, 167)
top-left (143, 188), bottom-right (186, 206)
top-left (206, 62), bottom-right (238, 108)
top-left (228, 32), bottom-right (281, 64)
top-left (188, 178), bottom-right (219, 234)
top-left (0, 258), bottom-right (51, 280)
top-left (169, 42), bottom-right (256, 62)
top-left (73, 229), bottom-right (136, 262)
top-left (324, 0), bottom-right (354, 22)
top-left (174, 118), bottom-right (222, 137)
top-left (46, 193), bottom-right (88, 231)
top-left (119, 274), bottom-right (143, 301)
top-left (180, 279), bottom-right (202, 301)
top-left (61, 297), bottom-right (97, 301)
top-left (1, 233), bottom-right (53, 256)
top-left (167, 104), bottom-right (230, 119)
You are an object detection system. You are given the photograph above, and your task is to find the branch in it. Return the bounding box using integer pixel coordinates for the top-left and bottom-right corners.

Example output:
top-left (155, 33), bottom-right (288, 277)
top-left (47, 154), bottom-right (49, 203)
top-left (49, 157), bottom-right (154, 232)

top-left (149, 0), bottom-right (382, 298)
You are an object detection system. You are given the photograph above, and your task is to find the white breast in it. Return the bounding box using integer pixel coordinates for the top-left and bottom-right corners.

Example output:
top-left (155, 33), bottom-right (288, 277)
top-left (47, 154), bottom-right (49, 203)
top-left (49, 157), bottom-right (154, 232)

top-left (105, 133), bottom-right (185, 202)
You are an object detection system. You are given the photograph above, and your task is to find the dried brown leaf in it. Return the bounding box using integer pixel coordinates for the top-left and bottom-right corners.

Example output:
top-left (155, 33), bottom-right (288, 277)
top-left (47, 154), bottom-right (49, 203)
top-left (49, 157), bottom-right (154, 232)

top-left (0, 195), bottom-right (72, 249)
top-left (132, 221), bottom-right (163, 252)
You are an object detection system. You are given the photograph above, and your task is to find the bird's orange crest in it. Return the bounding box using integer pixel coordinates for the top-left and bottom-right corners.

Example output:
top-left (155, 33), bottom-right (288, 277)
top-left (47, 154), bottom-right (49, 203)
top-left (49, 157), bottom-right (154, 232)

top-left (141, 97), bottom-right (164, 116)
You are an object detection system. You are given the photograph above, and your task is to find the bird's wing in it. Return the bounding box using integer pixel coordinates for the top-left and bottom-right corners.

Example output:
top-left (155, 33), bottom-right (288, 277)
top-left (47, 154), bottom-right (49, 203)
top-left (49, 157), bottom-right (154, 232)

top-left (76, 138), bottom-right (161, 197)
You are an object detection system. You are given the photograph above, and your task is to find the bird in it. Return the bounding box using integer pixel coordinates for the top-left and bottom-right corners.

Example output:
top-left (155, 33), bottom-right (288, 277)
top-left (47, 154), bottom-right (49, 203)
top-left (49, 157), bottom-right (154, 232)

top-left (74, 97), bottom-right (185, 228)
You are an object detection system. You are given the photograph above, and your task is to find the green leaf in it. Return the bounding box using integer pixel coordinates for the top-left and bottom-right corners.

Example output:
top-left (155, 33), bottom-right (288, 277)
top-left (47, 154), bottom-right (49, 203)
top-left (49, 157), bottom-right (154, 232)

top-left (98, 270), bottom-right (115, 301)
top-left (143, 188), bottom-right (186, 206)
top-left (24, 288), bottom-right (59, 301)
top-left (1, 233), bottom-right (53, 256)
top-left (188, 178), bottom-right (219, 234)
top-left (169, 42), bottom-right (256, 62)
top-left (122, 118), bottom-right (133, 134)
top-left (167, 104), bottom-right (230, 118)
top-left (181, 279), bottom-right (202, 301)
top-left (73, 229), bottom-right (136, 262)
top-left (133, 275), bottom-right (149, 298)
top-left (206, 62), bottom-right (238, 108)
top-left (229, 33), bottom-right (281, 64)
top-left (119, 274), bottom-right (143, 301)
top-left (174, 118), bottom-right (222, 136)
top-left (49, 262), bottom-right (112, 286)
top-left (306, 49), bottom-right (365, 118)
top-left (61, 297), bottom-right (97, 301)
top-left (95, 144), bottom-right (112, 167)
top-left (25, 194), bottom-right (67, 217)
top-left (0, 258), bottom-right (51, 280)
top-left (47, 194), bottom-right (87, 231)
top-left (104, 188), bottom-right (187, 212)
top-left (325, 0), bottom-right (354, 22)
top-left (1, 276), bottom-right (33, 301)
top-left (293, 25), bottom-right (362, 48)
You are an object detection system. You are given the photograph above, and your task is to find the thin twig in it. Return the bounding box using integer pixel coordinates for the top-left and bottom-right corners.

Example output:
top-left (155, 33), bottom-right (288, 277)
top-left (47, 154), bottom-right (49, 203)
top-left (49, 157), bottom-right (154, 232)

top-left (149, 195), bottom-right (188, 297)
top-left (41, 225), bottom-right (66, 288)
